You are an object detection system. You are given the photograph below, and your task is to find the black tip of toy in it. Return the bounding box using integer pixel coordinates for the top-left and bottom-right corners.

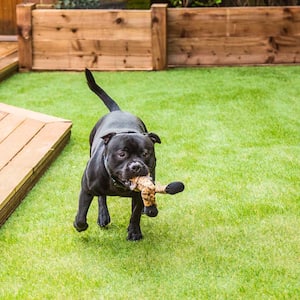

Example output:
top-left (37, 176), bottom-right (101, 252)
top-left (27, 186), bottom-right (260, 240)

top-left (165, 181), bottom-right (185, 195)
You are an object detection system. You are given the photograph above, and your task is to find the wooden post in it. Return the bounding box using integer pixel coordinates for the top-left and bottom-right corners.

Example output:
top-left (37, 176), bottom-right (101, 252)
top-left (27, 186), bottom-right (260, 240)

top-left (17, 3), bottom-right (35, 72)
top-left (151, 4), bottom-right (167, 70)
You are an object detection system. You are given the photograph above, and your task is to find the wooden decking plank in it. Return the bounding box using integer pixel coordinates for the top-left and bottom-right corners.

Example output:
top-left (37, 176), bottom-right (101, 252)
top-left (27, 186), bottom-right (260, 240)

top-left (0, 111), bottom-right (7, 121)
top-left (0, 121), bottom-right (72, 211)
top-left (0, 41), bottom-right (18, 81)
top-left (0, 130), bottom-right (71, 225)
top-left (0, 103), bottom-right (72, 226)
top-left (24, 122), bottom-right (72, 175)
top-left (0, 51), bottom-right (18, 70)
top-left (0, 42), bottom-right (17, 59)
top-left (0, 113), bottom-right (26, 143)
top-left (0, 118), bottom-right (45, 170)
top-left (0, 103), bottom-right (70, 123)
top-left (0, 60), bottom-right (18, 82)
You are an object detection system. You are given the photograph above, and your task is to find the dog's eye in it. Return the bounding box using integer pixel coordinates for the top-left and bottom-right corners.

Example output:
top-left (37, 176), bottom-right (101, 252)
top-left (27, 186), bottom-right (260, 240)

top-left (117, 150), bottom-right (127, 159)
top-left (142, 150), bottom-right (150, 158)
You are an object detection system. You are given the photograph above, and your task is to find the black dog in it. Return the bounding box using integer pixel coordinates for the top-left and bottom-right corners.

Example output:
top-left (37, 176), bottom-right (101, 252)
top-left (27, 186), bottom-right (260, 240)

top-left (74, 69), bottom-right (162, 240)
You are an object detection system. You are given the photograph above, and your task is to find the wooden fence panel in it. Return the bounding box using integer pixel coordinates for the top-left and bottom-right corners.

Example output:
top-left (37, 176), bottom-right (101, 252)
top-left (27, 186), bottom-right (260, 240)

top-left (0, 0), bottom-right (23, 34)
top-left (167, 7), bottom-right (300, 66)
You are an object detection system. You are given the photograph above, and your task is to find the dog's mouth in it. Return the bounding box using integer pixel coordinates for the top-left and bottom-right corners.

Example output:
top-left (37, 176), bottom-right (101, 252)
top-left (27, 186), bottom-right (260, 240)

top-left (109, 175), bottom-right (131, 189)
top-left (108, 159), bottom-right (150, 190)
top-left (121, 179), bottom-right (131, 189)
top-left (116, 174), bottom-right (145, 190)
top-left (115, 174), bottom-right (148, 190)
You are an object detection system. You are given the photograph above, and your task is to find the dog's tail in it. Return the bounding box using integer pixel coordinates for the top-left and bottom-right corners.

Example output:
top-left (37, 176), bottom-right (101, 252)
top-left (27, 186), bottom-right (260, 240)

top-left (85, 68), bottom-right (121, 112)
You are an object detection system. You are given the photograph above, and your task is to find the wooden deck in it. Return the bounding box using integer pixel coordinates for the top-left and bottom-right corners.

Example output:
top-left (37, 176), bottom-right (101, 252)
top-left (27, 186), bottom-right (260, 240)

top-left (0, 103), bottom-right (72, 226)
top-left (0, 37), bottom-right (18, 81)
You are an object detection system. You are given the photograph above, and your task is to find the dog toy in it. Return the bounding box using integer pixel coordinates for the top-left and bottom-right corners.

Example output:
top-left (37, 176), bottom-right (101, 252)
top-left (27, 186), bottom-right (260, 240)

top-left (129, 175), bottom-right (184, 208)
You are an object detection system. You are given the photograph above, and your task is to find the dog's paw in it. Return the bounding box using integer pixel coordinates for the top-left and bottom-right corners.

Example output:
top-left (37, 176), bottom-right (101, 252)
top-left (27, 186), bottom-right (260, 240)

top-left (97, 212), bottom-right (111, 228)
top-left (73, 220), bottom-right (89, 232)
top-left (97, 207), bottom-right (111, 227)
top-left (127, 232), bottom-right (143, 241)
top-left (127, 225), bottom-right (143, 241)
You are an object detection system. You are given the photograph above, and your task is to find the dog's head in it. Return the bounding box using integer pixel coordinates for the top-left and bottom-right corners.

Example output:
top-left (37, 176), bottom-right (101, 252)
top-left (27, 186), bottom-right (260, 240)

top-left (102, 132), bottom-right (161, 188)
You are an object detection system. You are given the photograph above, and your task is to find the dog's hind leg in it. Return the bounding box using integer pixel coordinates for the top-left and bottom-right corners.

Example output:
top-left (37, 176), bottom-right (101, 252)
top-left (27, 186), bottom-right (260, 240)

top-left (97, 195), bottom-right (111, 227)
top-left (127, 194), bottom-right (144, 241)
top-left (74, 189), bottom-right (93, 232)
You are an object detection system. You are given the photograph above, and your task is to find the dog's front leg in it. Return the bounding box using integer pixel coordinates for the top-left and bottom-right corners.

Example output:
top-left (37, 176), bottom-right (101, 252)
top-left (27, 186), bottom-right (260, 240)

top-left (74, 189), bottom-right (93, 232)
top-left (97, 195), bottom-right (111, 227)
top-left (127, 193), bottom-right (144, 241)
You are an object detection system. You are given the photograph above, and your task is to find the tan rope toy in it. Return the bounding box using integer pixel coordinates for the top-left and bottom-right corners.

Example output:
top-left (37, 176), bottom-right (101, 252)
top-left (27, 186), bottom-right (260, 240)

top-left (129, 175), bottom-right (184, 217)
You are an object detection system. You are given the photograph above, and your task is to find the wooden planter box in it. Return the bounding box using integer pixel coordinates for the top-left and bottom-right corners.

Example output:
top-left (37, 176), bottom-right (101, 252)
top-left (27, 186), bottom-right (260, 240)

top-left (168, 6), bottom-right (300, 67)
top-left (17, 4), bottom-right (300, 71)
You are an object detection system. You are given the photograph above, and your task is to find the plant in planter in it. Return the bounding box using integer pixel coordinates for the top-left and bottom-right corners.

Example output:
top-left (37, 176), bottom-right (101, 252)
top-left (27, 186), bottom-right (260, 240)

top-left (55, 0), bottom-right (150, 9)
top-left (168, 0), bottom-right (298, 5)
top-left (55, 0), bottom-right (102, 8)
top-left (55, 0), bottom-right (127, 9)
top-left (168, 0), bottom-right (222, 6)
top-left (221, 0), bottom-right (298, 6)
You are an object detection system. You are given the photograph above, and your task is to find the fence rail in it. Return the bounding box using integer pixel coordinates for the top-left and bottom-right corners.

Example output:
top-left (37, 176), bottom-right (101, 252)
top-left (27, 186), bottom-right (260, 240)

top-left (17, 4), bottom-right (300, 71)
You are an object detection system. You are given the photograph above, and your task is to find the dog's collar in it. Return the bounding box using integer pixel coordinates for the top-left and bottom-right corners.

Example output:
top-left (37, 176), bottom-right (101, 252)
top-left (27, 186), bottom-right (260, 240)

top-left (103, 155), bottom-right (129, 190)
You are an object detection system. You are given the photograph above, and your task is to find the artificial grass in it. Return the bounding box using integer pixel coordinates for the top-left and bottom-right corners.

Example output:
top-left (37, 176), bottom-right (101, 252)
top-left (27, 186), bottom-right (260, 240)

top-left (0, 67), bottom-right (299, 299)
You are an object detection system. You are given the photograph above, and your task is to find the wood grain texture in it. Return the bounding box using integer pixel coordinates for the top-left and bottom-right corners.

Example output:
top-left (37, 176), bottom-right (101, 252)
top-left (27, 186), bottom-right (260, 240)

top-left (151, 4), bottom-right (168, 70)
top-left (17, 3), bottom-right (36, 71)
top-left (31, 8), bottom-right (153, 70)
top-left (17, 5), bottom-right (300, 69)
top-left (0, 103), bottom-right (72, 226)
top-left (167, 7), bottom-right (300, 66)
top-left (0, 0), bottom-right (23, 34)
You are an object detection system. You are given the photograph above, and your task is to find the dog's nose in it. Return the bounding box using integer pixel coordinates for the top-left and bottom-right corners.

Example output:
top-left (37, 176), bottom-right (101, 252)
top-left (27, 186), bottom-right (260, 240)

top-left (129, 161), bottom-right (142, 173)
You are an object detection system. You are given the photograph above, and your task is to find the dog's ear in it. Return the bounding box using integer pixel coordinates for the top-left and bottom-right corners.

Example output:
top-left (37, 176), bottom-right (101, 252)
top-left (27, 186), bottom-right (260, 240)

top-left (101, 133), bottom-right (116, 144)
top-left (148, 132), bottom-right (161, 144)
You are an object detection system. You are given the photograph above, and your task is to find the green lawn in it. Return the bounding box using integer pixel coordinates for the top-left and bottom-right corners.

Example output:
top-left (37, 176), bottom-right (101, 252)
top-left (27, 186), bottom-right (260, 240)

top-left (0, 67), bottom-right (299, 299)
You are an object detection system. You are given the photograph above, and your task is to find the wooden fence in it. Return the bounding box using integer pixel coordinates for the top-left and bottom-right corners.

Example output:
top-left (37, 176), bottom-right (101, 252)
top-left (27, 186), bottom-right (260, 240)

top-left (17, 4), bottom-right (300, 71)
top-left (0, 0), bottom-right (23, 35)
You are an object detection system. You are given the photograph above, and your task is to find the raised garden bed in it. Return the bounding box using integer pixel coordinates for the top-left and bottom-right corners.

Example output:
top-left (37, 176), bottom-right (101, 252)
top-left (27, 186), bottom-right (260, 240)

top-left (17, 3), bottom-right (300, 70)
